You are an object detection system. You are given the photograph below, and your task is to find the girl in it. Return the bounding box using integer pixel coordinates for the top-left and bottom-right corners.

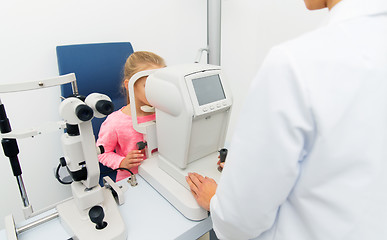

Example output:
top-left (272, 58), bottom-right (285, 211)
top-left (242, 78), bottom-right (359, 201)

top-left (96, 51), bottom-right (166, 182)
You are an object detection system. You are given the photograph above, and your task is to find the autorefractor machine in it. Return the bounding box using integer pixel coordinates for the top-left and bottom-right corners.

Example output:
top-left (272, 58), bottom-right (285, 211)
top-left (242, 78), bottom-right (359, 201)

top-left (128, 63), bottom-right (232, 220)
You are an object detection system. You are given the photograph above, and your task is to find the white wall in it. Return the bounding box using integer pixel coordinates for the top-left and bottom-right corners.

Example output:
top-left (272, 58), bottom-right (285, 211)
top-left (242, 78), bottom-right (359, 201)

top-left (222, 0), bottom-right (328, 141)
top-left (0, 0), bottom-right (206, 229)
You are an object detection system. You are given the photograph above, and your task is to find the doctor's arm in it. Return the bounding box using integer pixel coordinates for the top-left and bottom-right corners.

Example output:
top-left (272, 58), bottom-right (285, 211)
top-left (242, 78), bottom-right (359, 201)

top-left (209, 46), bottom-right (315, 239)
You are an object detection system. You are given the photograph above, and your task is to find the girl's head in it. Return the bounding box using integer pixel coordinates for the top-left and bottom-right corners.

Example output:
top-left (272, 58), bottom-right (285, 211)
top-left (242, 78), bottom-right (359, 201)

top-left (122, 51), bottom-right (166, 105)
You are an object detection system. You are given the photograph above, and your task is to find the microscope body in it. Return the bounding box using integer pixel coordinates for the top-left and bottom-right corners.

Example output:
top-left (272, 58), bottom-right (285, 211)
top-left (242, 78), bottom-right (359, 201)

top-left (57, 93), bottom-right (127, 240)
top-left (60, 95), bottom-right (104, 210)
top-left (0, 74), bottom-right (126, 240)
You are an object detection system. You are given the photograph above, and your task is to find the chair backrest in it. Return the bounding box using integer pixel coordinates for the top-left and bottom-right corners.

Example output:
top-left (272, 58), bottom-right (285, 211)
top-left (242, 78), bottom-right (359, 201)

top-left (56, 42), bottom-right (134, 184)
top-left (56, 42), bottom-right (133, 138)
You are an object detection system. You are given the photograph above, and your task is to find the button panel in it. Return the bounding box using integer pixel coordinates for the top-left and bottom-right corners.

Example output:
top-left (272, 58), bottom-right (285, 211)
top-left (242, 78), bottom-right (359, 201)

top-left (200, 100), bottom-right (230, 114)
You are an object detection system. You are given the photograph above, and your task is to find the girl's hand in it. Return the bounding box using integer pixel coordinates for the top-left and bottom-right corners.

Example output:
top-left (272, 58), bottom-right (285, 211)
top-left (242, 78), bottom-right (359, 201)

top-left (119, 150), bottom-right (144, 169)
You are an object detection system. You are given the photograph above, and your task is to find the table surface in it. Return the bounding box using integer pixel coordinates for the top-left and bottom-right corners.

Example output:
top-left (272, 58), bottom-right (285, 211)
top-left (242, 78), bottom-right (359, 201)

top-left (0, 176), bottom-right (212, 240)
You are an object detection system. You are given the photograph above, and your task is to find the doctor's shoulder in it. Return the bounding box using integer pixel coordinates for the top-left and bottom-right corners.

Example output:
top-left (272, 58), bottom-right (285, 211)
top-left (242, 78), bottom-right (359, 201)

top-left (249, 26), bottom-right (340, 96)
top-left (277, 26), bottom-right (338, 57)
top-left (278, 20), bottom-right (354, 62)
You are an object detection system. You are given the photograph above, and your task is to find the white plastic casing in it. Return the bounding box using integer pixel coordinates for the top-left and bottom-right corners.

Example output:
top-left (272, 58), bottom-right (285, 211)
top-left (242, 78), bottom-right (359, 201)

top-left (132, 64), bottom-right (233, 220)
top-left (145, 64), bottom-right (232, 169)
top-left (85, 93), bottom-right (113, 118)
top-left (59, 97), bottom-right (91, 124)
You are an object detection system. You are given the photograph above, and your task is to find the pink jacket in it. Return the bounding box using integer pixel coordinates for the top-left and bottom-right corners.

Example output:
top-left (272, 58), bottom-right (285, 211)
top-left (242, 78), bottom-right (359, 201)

top-left (96, 108), bottom-right (155, 181)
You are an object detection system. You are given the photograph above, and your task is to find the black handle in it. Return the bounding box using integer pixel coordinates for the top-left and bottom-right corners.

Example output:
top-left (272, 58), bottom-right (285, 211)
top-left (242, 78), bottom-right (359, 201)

top-left (89, 205), bottom-right (108, 230)
top-left (136, 141), bottom-right (147, 150)
top-left (0, 103), bottom-right (12, 133)
top-left (219, 148), bottom-right (228, 163)
top-left (0, 102), bottom-right (22, 176)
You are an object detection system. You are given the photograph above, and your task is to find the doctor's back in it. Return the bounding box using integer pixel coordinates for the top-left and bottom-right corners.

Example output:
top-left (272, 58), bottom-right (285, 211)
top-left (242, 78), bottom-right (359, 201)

top-left (211, 0), bottom-right (387, 239)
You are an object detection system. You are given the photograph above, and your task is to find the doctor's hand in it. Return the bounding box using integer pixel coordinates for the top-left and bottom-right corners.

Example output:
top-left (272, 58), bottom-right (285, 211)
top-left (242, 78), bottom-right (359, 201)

top-left (119, 150), bottom-right (144, 170)
top-left (186, 172), bottom-right (217, 211)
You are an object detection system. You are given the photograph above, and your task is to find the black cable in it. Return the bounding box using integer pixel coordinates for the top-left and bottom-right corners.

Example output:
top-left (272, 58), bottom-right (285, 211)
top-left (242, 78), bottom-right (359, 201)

top-left (55, 163), bottom-right (134, 185)
top-left (55, 163), bottom-right (72, 185)
top-left (101, 167), bottom-right (134, 176)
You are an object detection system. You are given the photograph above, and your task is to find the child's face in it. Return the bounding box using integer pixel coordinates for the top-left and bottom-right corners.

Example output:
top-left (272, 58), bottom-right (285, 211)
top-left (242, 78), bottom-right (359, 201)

top-left (134, 65), bottom-right (163, 107)
top-left (134, 76), bottom-right (150, 106)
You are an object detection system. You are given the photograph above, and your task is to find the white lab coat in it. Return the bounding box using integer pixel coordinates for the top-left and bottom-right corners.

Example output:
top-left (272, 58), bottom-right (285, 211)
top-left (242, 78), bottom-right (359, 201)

top-left (210, 0), bottom-right (387, 239)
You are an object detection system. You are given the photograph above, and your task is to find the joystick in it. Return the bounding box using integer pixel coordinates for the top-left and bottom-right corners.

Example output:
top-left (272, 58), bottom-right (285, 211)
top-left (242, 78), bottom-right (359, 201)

top-left (89, 206), bottom-right (108, 230)
top-left (218, 148), bottom-right (228, 172)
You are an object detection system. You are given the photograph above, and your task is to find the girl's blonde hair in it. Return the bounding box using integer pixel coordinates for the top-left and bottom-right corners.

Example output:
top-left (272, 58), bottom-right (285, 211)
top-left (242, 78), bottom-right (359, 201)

top-left (122, 51), bottom-right (166, 104)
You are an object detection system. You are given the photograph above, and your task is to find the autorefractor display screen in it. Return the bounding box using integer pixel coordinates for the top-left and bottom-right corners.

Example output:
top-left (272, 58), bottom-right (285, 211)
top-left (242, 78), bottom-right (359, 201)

top-left (192, 74), bottom-right (226, 106)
